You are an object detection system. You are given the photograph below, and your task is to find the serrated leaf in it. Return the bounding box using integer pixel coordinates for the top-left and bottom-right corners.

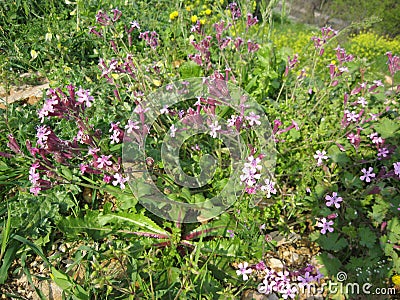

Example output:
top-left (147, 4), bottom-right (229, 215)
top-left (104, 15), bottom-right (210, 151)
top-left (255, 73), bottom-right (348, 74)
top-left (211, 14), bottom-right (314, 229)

top-left (374, 117), bottom-right (400, 138)
top-left (358, 227), bottom-right (376, 248)
top-left (317, 232), bottom-right (348, 251)
top-left (98, 212), bottom-right (169, 236)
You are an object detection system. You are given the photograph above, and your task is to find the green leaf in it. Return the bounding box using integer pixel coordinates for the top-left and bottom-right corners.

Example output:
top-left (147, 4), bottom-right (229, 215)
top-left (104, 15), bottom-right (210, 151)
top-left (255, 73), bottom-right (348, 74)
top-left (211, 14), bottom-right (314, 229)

top-left (179, 61), bottom-right (202, 78)
top-left (328, 145), bottom-right (350, 166)
top-left (315, 253), bottom-right (342, 277)
top-left (358, 227), bottom-right (376, 248)
top-left (98, 212), bottom-right (169, 236)
top-left (51, 268), bottom-right (89, 300)
top-left (317, 232), bottom-right (348, 251)
top-left (374, 117), bottom-right (400, 138)
top-left (369, 197), bottom-right (389, 224)
top-left (245, 75), bottom-right (258, 91)
top-left (106, 187), bottom-right (137, 210)
top-left (61, 165), bottom-right (73, 181)
top-left (0, 240), bottom-right (19, 284)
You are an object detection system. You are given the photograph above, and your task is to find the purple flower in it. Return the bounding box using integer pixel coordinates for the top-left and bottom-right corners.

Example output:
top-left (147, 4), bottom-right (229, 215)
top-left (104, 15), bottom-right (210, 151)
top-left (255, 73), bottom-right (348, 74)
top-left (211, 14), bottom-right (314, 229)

top-left (128, 20), bottom-right (140, 33)
top-left (110, 130), bottom-right (121, 144)
top-left (236, 262), bottom-right (252, 280)
top-left (297, 271), bottom-right (314, 288)
top-left (316, 217), bottom-right (334, 234)
top-left (246, 13), bottom-right (258, 28)
top-left (139, 31), bottom-right (159, 49)
top-left (234, 37), bottom-right (244, 50)
top-left (30, 186), bottom-right (41, 196)
top-left (386, 51), bottom-right (400, 77)
top-left (227, 229), bottom-right (235, 238)
top-left (284, 54), bottom-right (299, 76)
top-left (29, 162), bottom-right (40, 185)
top-left (360, 167), bottom-right (375, 183)
top-left (88, 147), bottom-right (100, 156)
top-left (7, 134), bottom-right (21, 154)
top-left (377, 147), bottom-right (389, 159)
top-left (247, 40), bottom-right (260, 53)
top-left (325, 192), bottom-right (343, 209)
top-left (240, 155), bottom-right (263, 188)
top-left (103, 174), bottom-right (112, 183)
top-left (344, 110), bottom-right (359, 122)
top-left (95, 10), bottom-right (111, 26)
top-left (111, 8), bottom-right (122, 22)
top-left (188, 53), bottom-right (202, 66)
top-left (227, 2), bottom-right (241, 20)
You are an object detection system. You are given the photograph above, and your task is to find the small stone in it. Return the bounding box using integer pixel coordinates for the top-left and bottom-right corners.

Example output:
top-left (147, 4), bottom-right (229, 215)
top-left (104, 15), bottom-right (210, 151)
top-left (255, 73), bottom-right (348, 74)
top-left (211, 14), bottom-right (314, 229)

top-left (268, 258), bottom-right (284, 270)
top-left (241, 289), bottom-right (269, 300)
top-left (267, 293), bottom-right (279, 300)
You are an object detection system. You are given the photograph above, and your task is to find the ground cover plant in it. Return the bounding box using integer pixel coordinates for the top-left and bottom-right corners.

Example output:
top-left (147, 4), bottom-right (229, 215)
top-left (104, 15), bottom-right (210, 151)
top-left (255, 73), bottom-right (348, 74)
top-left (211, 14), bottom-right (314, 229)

top-left (0, 0), bottom-right (400, 299)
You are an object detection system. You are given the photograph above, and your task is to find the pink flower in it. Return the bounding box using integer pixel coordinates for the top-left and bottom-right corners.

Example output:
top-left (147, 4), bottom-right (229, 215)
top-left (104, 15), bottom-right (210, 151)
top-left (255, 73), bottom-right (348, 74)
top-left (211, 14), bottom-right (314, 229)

top-left (245, 112), bottom-right (261, 126)
top-left (170, 124), bottom-right (178, 138)
top-left (316, 217), bottom-right (334, 234)
top-left (236, 262), bottom-right (252, 280)
top-left (125, 120), bottom-right (140, 134)
top-left (30, 186), bottom-right (41, 196)
top-left (314, 150), bottom-right (328, 166)
top-left (360, 167), bottom-right (375, 183)
top-left (369, 132), bottom-right (384, 145)
top-left (36, 125), bottom-right (51, 148)
top-left (246, 13), bottom-right (258, 28)
top-left (112, 173), bottom-right (128, 190)
top-left (97, 155), bottom-right (113, 169)
top-left (357, 97), bottom-right (367, 107)
top-left (227, 2), bottom-right (241, 20)
top-left (261, 179), bottom-right (277, 198)
top-left (393, 162), bottom-right (400, 177)
top-left (377, 147), bottom-right (389, 159)
top-left (76, 88), bottom-right (94, 107)
top-left (103, 174), bottom-right (112, 183)
top-left (160, 105), bottom-right (169, 114)
top-left (208, 120), bottom-right (221, 138)
top-left (325, 192), bottom-right (343, 208)
top-left (88, 147), bottom-right (100, 156)
top-left (247, 40), bottom-right (260, 53)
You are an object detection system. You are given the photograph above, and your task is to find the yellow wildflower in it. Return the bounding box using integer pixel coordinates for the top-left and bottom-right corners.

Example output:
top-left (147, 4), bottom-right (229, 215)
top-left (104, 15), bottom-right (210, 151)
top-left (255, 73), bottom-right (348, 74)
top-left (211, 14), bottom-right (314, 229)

top-left (200, 19), bottom-right (206, 25)
top-left (205, 9), bottom-right (212, 15)
top-left (393, 274), bottom-right (400, 286)
top-left (169, 11), bottom-right (179, 21)
top-left (191, 15), bottom-right (198, 23)
top-left (185, 6), bottom-right (191, 12)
